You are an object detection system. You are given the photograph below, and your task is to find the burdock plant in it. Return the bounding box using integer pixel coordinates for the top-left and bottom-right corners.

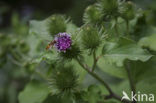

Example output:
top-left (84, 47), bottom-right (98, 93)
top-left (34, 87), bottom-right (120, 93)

top-left (18, 0), bottom-right (156, 103)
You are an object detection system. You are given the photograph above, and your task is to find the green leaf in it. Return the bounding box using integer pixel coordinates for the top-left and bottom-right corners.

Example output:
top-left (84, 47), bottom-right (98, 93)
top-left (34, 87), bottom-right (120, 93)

top-left (32, 50), bottom-right (58, 64)
top-left (130, 56), bottom-right (156, 83)
top-left (82, 85), bottom-right (103, 103)
top-left (29, 19), bottom-right (52, 41)
top-left (26, 34), bottom-right (42, 57)
top-left (102, 37), bottom-right (152, 67)
top-left (138, 33), bottom-right (156, 51)
top-left (98, 58), bottom-right (127, 78)
top-left (66, 22), bottom-right (78, 35)
top-left (136, 78), bottom-right (156, 103)
top-left (18, 81), bottom-right (50, 103)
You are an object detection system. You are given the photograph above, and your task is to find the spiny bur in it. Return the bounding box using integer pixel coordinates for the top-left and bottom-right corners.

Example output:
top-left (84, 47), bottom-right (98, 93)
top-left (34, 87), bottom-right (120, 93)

top-left (83, 4), bottom-right (103, 25)
top-left (49, 65), bottom-right (78, 96)
top-left (97, 0), bottom-right (124, 20)
top-left (80, 25), bottom-right (102, 51)
top-left (121, 1), bottom-right (136, 21)
top-left (48, 15), bottom-right (67, 37)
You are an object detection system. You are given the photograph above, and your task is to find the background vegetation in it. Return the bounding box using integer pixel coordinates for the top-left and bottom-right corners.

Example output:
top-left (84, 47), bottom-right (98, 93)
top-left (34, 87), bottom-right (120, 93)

top-left (0, 0), bottom-right (156, 103)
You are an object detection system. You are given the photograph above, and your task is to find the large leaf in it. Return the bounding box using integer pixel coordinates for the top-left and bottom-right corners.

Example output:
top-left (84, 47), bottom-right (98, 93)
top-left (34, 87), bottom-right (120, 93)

top-left (102, 37), bottom-right (152, 67)
top-left (27, 18), bottom-right (53, 59)
top-left (138, 33), bottom-right (156, 51)
top-left (130, 56), bottom-right (156, 83)
top-left (29, 19), bottom-right (52, 41)
top-left (98, 58), bottom-right (127, 78)
top-left (18, 81), bottom-right (50, 103)
top-left (136, 78), bottom-right (156, 103)
top-left (111, 79), bottom-right (156, 103)
top-left (109, 57), bottom-right (156, 103)
top-left (96, 43), bottom-right (126, 78)
top-left (66, 23), bottom-right (78, 35)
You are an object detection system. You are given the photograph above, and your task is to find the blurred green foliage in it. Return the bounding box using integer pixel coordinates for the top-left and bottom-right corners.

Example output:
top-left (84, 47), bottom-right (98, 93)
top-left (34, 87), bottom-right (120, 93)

top-left (0, 0), bottom-right (156, 103)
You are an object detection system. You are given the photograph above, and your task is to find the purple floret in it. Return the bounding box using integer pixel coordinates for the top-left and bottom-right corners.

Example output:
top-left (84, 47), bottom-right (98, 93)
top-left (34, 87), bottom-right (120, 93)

top-left (54, 33), bottom-right (72, 52)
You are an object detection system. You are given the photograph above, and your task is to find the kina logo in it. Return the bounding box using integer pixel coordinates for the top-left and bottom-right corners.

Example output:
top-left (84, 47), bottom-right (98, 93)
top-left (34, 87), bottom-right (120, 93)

top-left (121, 91), bottom-right (154, 102)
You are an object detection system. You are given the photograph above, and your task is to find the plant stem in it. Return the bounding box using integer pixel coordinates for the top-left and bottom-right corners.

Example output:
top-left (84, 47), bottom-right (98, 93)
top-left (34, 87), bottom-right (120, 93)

top-left (77, 58), bottom-right (112, 93)
top-left (126, 20), bottom-right (129, 36)
top-left (115, 17), bottom-right (119, 36)
top-left (124, 61), bottom-right (136, 103)
top-left (92, 50), bottom-right (97, 72)
top-left (34, 70), bottom-right (49, 82)
top-left (76, 58), bottom-right (131, 103)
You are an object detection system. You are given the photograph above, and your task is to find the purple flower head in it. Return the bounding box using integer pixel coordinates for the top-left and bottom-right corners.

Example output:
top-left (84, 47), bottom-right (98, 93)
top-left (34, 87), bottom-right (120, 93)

top-left (54, 33), bottom-right (72, 52)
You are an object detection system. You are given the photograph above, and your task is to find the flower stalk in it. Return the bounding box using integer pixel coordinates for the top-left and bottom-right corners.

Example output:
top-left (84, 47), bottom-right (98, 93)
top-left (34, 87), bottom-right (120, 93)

top-left (124, 61), bottom-right (136, 103)
top-left (126, 20), bottom-right (130, 36)
top-left (115, 17), bottom-right (119, 36)
top-left (76, 58), bottom-right (131, 103)
top-left (92, 50), bottom-right (97, 72)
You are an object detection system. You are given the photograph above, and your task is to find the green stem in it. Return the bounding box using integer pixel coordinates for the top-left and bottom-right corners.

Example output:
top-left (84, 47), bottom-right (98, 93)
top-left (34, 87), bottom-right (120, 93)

top-left (115, 17), bottom-right (119, 36)
top-left (92, 50), bottom-right (97, 72)
top-left (77, 58), bottom-right (112, 93)
top-left (76, 58), bottom-right (131, 103)
top-left (124, 61), bottom-right (136, 103)
top-left (126, 20), bottom-right (129, 36)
